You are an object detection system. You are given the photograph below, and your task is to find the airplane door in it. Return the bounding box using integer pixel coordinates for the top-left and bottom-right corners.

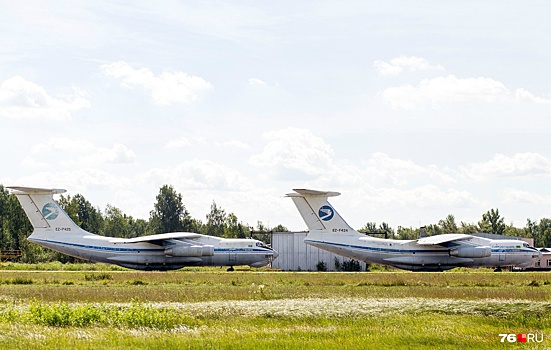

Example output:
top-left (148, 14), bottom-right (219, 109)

top-left (499, 254), bottom-right (506, 262)
top-left (229, 251), bottom-right (237, 263)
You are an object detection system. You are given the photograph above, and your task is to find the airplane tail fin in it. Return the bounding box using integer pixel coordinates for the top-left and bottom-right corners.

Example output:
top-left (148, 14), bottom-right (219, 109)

top-left (7, 186), bottom-right (85, 234)
top-left (286, 189), bottom-right (358, 235)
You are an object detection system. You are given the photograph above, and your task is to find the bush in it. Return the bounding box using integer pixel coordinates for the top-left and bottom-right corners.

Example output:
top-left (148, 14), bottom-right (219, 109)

top-left (341, 259), bottom-right (361, 272)
top-left (316, 261), bottom-right (327, 272)
top-left (334, 258), bottom-right (361, 272)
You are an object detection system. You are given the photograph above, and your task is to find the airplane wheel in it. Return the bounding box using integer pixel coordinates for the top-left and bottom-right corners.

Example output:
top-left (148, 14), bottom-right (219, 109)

top-left (227, 266), bottom-right (235, 272)
top-left (494, 267), bottom-right (502, 272)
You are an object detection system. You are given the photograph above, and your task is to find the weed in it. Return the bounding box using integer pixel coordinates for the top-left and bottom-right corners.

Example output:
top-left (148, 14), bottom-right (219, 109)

top-left (528, 280), bottom-right (541, 287)
top-left (129, 280), bottom-right (148, 285)
top-left (9, 277), bottom-right (34, 285)
top-left (84, 272), bottom-right (113, 281)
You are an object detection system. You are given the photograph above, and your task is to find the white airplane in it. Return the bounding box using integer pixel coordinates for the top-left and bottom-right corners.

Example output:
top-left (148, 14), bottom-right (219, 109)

top-left (8, 186), bottom-right (278, 271)
top-left (287, 189), bottom-right (541, 271)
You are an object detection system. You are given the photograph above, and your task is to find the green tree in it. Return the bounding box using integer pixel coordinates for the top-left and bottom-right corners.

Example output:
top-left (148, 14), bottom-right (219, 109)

top-left (58, 194), bottom-right (103, 234)
top-left (360, 222), bottom-right (394, 239)
top-left (101, 204), bottom-right (130, 238)
top-left (224, 213), bottom-right (251, 238)
top-left (378, 222), bottom-right (394, 239)
top-left (479, 209), bottom-right (505, 235)
top-left (0, 185), bottom-right (16, 250)
top-left (189, 218), bottom-right (205, 234)
top-left (534, 218), bottom-right (551, 247)
top-left (57, 194), bottom-right (81, 227)
top-left (224, 212), bottom-right (241, 238)
top-left (438, 214), bottom-right (458, 234)
top-left (360, 222), bottom-right (378, 232)
top-left (128, 217), bottom-right (148, 238)
top-left (271, 224), bottom-right (289, 232)
top-left (74, 194), bottom-right (103, 233)
top-left (148, 185), bottom-right (190, 234)
top-left (396, 226), bottom-right (418, 240)
top-left (459, 221), bottom-right (479, 234)
top-left (205, 201), bottom-right (226, 237)
top-left (504, 223), bottom-right (524, 238)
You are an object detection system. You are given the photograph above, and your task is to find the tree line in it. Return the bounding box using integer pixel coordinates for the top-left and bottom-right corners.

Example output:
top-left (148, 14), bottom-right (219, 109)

top-left (361, 209), bottom-right (551, 247)
top-left (1, 184), bottom-right (550, 264)
top-left (0, 184), bottom-right (286, 263)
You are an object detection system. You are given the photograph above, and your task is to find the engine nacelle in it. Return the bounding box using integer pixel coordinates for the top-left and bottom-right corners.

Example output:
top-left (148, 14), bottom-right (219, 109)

top-left (449, 246), bottom-right (492, 258)
top-left (165, 245), bottom-right (214, 257)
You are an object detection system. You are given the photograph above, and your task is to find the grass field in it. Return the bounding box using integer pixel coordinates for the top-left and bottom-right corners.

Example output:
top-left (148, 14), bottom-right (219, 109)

top-left (0, 263), bottom-right (550, 349)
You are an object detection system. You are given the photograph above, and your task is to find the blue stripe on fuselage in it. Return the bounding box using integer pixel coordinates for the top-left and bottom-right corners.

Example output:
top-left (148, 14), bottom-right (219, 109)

top-left (31, 239), bottom-right (271, 254)
top-left (305, 239), bottom-right (534, 255)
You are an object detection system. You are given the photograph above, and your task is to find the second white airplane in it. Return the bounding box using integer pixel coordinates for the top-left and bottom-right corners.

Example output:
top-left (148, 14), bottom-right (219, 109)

top-left (9, 186), bottom-right (278, 271)
top-left (287, 189), bottom-right (541, 271)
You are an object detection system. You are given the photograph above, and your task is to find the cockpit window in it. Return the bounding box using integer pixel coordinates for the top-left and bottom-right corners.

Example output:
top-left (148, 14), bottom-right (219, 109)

top-left (256, 242), bottom-right (271, 249)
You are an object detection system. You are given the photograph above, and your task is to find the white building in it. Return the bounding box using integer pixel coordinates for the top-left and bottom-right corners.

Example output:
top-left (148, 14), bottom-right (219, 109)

top-left (271, 231), bottom-right (367, 271)
top-left (270, 231), bottom-right (541, 272)
top-left (531, 248), bottom-right (551, 270)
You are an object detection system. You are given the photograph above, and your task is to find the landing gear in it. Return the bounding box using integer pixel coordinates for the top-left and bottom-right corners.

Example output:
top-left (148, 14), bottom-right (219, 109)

top-left (227, 266), bottom-right (235, 272)
top-left (494, 267), bottom-right (502, 272)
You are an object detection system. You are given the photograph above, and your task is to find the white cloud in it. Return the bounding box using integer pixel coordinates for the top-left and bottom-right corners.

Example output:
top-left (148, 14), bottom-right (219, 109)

top-left (166, 137), bottom-right (192, 149)
top-left (101, 61), bottom-right (213, 106)
top-left (31, 138), bottom-right (95, 154)
top-left (250, 127), bottom-right (335, 180)
top-left (21, 157), bottom-right (47, 169)
top-left (515, 88), bottom-right (551, 105)
top-left (0, 75), bottom-right (90, 120)
top-left (248, 78), bottom-right (267, 86)
top-left (142, 160), bottom-right (253, 191)
top-left (379, 71), bottom-right (551, 110)
top-left (365, 153), bottom-right (455, 187)
top-left (12, 168), bottom-right (131, 193)
top-left (30, 138), bottom-right (136, 167)
top-left (218, 140), bottom-right (250, 149)
top-left (368, 185), bottom-right (482, 209)
top-left (380, 75), bottom-right (511, 109)
top-left (373, 56), bottom-right (444, 76)
top-left (462, 153), bottom-right (551, 181)
top-left (501, 188), bottom-right (551, 205)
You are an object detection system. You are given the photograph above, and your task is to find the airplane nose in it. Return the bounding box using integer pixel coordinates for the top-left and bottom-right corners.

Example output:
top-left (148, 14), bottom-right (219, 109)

top-left (272, 249), bottom-right (279, 260)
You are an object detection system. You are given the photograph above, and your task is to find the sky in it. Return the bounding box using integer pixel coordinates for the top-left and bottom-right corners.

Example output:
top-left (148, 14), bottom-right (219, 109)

top-left (2, 1), bottom-right (551, 232)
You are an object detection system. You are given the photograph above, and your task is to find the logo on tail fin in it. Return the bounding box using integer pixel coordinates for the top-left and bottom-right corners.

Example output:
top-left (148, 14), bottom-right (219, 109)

top-left (319, 205), bottom-right (334, 221)
top-left (42, 203), bottom-right (59, 220)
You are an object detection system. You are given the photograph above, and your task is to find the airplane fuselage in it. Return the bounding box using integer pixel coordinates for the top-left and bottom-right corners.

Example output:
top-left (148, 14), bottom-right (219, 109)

top-left (29, 229), bottom-right (277, 271)
top-left (305, 232), bottom-right (540, 271)
top-left (8, 186), bottom-right (278, 271)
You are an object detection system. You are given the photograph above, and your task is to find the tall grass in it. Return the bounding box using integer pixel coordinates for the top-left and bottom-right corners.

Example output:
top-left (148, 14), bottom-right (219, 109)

top-left (0, 298), bottom-right (549, 349)
top-left (0, 266), bottom-right (550, 349)
top-left (1, 269), bottom-right (550, 302)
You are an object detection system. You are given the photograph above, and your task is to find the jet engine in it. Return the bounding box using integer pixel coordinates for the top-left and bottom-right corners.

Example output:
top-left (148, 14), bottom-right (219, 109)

top-left (449, 246), bottom-right (491, 258)
top-left (165, 245), bottom-right (214, 257)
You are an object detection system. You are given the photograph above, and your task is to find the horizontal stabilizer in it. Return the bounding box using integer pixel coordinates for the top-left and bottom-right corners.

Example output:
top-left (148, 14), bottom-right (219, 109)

top-left (286, 189), bottom-right (341, 198)
top-left (416, 234), bottom-right (473, 246)
top-left (8, 186), bottom-right (66, 195)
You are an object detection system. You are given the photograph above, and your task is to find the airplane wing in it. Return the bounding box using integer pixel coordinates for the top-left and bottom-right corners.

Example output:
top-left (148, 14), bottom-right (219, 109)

top-left (416, 234), bottom-right (473, 246)
top-left (107, 232), bottom-right (202, 245)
